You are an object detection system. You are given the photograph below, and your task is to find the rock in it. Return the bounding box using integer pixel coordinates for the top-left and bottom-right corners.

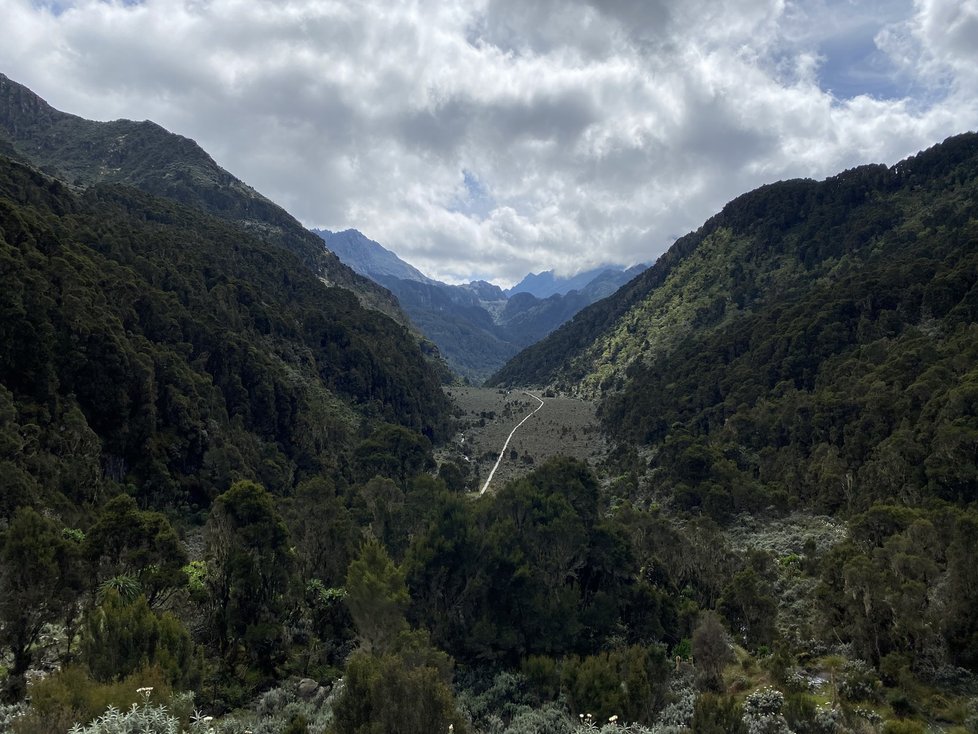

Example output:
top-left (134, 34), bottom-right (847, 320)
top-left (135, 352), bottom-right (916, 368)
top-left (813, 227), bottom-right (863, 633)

top-left (297, 678), bottom-right (319, 699)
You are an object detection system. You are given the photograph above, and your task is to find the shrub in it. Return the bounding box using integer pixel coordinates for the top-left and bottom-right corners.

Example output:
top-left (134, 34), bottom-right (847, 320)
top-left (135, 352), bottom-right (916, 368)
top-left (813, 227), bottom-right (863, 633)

top-left (692, 693), bottom-right (746, 734)
top-left (561, 645), bottom-right (670, 724)
top-left (12, 667), bottom-right (171, 734)
top-left (503, 704), bottom-right (575, 734)
top-left (332, 650), bottom-right (466, 734)
top-left (742, 687), bottom-right (792, 734)
top-left (522, 656), bottom-right (560, 703)
top-left (82, 591), bottom-right (198, 689)
top-left (881, 721), bottom-right (926, 734)
top-left (839, 660), bottom-right (880, 703)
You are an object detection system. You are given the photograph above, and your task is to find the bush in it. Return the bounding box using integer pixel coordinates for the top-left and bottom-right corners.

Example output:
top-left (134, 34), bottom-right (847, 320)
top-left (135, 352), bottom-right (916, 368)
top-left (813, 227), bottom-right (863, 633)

top-left (692, 693), bottom-right (746, 734)
top-left (82, 591), bottom-right (198, 689)
top-left (881, 721), bottom-right (926, 734)
top-left (503, 704), bottom-right (574, 734)
top-left (332, 650), bottom-right (466, 734)
top-left (522, 656), bottom-right (560, 703)
top-left (12, 667), bottom-right (171, 734)
top-left (561, 645), bottom-right (669, 724)
top-left (742, 687), bottom-right (792, 734)
top-left (839, 660), bottom-right (880, 703)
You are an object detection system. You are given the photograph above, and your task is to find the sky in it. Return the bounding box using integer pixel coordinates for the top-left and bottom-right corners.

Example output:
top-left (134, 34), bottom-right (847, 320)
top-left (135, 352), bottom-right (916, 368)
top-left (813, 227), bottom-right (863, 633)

top-left (2, 0), bottom-right (977, 286)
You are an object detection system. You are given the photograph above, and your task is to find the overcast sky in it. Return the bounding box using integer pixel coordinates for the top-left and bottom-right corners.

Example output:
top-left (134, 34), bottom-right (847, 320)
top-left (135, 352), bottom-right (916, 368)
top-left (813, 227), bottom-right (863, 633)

top-left (3, 0), bottom-right (977, 285)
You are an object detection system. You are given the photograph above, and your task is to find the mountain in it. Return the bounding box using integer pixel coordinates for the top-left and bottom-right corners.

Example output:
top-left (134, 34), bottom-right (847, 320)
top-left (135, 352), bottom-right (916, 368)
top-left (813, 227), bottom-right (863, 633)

top-left (507, 267), bottom-right (603, 298)
top-left (0, 73), bottom-right (406, 323)
top-left (0, 80), bottom-right (451, 516)
top-left (490, 132), bottom-right (978, 514)
top-left (315, 228), bottom-right (647, 382)
top-left (313, 228), bottom-right (436, 284)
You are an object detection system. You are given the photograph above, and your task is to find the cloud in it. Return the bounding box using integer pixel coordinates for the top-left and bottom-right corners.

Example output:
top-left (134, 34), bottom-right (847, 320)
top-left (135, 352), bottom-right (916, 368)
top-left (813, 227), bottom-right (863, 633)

top-left (1, 0), bottom-right (975, 285)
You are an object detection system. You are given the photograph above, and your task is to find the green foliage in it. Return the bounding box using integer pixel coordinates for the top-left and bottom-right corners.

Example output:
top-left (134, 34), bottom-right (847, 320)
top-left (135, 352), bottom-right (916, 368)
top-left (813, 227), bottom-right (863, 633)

top-left (13, 665), bottom-right (171, 734)
top-left (0, 71), bottom-right (410, 325)
top-left (718, 568), bottom-right (777, 649)
top-left (83, 495), bottom-right (187, 606)
top-left (332, 649), bottom-right (466, 734)
top-left (882, 721), bottom-right (926, 734)
top-left (182, 561), bottom-right (206, 598)
top-left (0, 154), bottom-right (450, 515)
top-left (345, 539), bottom-right (410, 654)
top-left (817, 504), bottom-right (978, 672)
top-left (691, 611), bottom-right (733, 691)
top-left (561, 644), bottom-right (670, 724)
top-left (352, 424), bottom-right (435, 484)
top-left (81, 590), bottom-right (198, 689)
top-left (741, 687), bottom-right (792, 734)
top-left (284, 476), bottom-right (358, 587)
top-left (0, 507), bottom-right (82, 700)
top-left (204, 480), bottom-right (294, 675)
top-left (692, 693), bottom-right (746, 734)
top-left (494, 133), bottom-right (978, 519)
top-left (403, 458), bottom-right (673, 664)
top-left (521, 655), bottom-right (561, 703)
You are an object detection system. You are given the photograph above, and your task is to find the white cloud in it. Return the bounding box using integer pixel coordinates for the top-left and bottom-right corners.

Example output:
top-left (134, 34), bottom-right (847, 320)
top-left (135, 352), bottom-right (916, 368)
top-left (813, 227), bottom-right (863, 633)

top-left (1, 0), bottom-right (975, 285)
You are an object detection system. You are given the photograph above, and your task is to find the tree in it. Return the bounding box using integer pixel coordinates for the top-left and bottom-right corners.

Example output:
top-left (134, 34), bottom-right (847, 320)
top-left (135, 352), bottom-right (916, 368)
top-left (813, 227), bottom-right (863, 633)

top-left (561, 644), bottom-right (670, 724)
top-left (284, 476), bottom-right (358, 587)
top-left (83, 494), bottom-right (187, 607)
top-left (352, 424), bottom-right (435, 484)
top-left (692, 611), bottom-right (733, 691)
top-left (345, 539), bottom-right (410, 654)
top-left (718, 568), bottom-right (777, 649)
top-left (0, 507), bottom-right (82, 700)
top-left (204, 480), bottom-right (294, 673)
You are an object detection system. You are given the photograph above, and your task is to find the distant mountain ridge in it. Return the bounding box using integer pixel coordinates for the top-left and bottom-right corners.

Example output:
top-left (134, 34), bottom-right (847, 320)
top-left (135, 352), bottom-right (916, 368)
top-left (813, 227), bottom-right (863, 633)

top-left (506, 266), bottom-right (643, 299)
top-left (314, 229), bottom-right (646, 382)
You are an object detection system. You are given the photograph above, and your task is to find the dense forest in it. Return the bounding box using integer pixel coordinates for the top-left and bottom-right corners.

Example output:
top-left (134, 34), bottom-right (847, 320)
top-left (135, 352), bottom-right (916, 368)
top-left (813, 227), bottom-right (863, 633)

top-left (2, 73), bottom-right (978, 734)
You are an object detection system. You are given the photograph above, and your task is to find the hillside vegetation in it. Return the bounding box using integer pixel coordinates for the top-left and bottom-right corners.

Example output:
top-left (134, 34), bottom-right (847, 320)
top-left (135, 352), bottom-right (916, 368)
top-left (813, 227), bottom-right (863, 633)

top-left (0, 157), bottom-right (449, 516)
top-left (317, 228), bottom-right (646, 382)
top-left (491, 133), bottom-right (978, 515)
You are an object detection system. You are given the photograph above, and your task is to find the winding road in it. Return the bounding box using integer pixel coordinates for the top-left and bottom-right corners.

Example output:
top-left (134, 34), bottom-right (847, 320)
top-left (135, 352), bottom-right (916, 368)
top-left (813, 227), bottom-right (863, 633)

top-left (479, 391), bottom-right (546, 495)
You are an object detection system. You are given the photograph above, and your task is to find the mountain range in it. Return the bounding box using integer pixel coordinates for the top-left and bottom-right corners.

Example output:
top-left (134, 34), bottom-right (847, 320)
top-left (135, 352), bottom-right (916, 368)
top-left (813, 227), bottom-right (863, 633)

top-left (315, 227), bottom-right (646, 382)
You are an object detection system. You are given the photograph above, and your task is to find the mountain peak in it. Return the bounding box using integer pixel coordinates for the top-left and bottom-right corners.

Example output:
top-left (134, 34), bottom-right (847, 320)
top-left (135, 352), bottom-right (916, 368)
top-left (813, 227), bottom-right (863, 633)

top-left (314, 229), bottom-right (436, 285)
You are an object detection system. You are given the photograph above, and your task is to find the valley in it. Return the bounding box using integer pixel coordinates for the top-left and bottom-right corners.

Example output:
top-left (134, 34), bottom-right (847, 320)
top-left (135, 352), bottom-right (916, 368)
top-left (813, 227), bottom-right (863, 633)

top-left (1, 69), bottom-right (978, 734)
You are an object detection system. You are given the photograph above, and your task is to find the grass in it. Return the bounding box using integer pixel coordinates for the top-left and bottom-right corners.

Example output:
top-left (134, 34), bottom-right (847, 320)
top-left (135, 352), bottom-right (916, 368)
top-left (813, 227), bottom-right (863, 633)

top-left (441, 387), bottom-right (607, 492)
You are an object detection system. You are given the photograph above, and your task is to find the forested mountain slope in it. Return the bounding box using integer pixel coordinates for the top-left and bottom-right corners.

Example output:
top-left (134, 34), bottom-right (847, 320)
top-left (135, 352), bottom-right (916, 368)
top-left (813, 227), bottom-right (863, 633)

top-left (0, 73), bottom-right (405, 322)
top-left (0, 156), bottom-right (450, 517)
top-left (491, 132), bottom-right (978, 513)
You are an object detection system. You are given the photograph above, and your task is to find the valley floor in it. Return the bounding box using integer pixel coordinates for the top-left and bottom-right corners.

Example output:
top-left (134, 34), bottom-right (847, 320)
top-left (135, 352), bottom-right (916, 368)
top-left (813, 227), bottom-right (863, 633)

top-left (441, 386), bottom-right (607, 492)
